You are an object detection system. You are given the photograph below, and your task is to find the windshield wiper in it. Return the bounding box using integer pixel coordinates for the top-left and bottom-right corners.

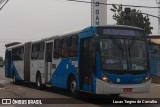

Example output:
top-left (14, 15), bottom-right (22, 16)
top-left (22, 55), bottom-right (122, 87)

top-left (110, 36), bottom-right (125, 59)
top-left (127, 39), bottom-right (136, 57)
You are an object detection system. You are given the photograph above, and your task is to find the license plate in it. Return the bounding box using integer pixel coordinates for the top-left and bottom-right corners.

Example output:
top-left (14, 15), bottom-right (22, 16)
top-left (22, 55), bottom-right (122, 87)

top-left (123, 88), bottom-right (132, 92)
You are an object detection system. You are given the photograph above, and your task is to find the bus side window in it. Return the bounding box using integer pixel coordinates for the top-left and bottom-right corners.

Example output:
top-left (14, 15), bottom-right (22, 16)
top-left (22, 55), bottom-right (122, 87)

top-left (31, 44), bottom-right (38, 60)
top-left (54, 39), bottom-right (61, 58)
top-left (12, 48), bottom-right (20, 61)
top-left (38, 42), bottom-right (44, 60)
top-left (62, 37), bottom-right (69, 58)
top-left (31, 44), bottom-right (35, 60)
top-left (17, 48), bottom-right (21, 61)
top-left (12, 48), bottom-right (17, 61)
top-left (45, 42), bottom-right (53, 62)
top-left (69, 35), bottom-right (78, 57)
top-left (19, 47), bottom-right (24, 60)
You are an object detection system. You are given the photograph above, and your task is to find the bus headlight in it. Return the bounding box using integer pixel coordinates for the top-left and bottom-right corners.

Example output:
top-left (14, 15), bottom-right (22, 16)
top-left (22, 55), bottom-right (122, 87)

top-left (102, 74), bottom-right (112, 83)
top-left (145, 74), bottom-right (150, 81)
top-left (144, 74), bottom-right (151, 83)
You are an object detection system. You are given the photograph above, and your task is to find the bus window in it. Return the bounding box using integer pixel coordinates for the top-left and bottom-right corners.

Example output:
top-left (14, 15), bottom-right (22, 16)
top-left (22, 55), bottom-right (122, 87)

top-left (12, 47), bottom-right (23, 61)
top-left (62, 37), bottom-right (69, 58)
top-left (53, 39), bottom-right (61, 58)
top-left (69, 35), bottom-right (78, 57)
top-left (31, 44), bottom-right (38, 60)
top-left (12, 48), bottom-right (18, 61)
top-left (45, 42), bottom-right (53, 62)
top-left (19, 47), bottom-right (24, 60)
top-left (38, 42), bottom-right (44, 60)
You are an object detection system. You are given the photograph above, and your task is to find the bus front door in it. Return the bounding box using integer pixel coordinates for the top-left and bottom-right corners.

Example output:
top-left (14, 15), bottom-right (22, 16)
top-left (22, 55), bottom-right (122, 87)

top-left (45, 42), bottom-right (53, 83)
top-left (79, 38), bottom-right (94, 92)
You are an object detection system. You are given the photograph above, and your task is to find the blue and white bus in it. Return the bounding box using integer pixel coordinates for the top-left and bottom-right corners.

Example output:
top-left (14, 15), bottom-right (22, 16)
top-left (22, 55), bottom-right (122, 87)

top-left (5, 25), bottom-right (151, 96)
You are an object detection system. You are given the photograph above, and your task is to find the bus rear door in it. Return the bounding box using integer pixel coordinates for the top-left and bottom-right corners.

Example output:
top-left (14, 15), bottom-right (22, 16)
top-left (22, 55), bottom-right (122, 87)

top-left (24, 42), bottom-right (31, 81)
top-left (45, 42), bottom-right (53, 83)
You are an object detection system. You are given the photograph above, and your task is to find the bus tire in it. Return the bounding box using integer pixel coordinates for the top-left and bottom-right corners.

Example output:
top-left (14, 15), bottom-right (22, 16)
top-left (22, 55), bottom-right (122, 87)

top-left (68, 76), bottom-right (78, 97)
top-left (12, 73), bottom-right (16, 83)
top-left (36, 73), bottom-right (42, 89)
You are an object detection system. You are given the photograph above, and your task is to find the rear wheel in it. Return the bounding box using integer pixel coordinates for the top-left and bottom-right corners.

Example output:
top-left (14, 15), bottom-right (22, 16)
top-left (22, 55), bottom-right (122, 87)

top-left (12, 73), bottom-right (16, 83)
top-left (36, 73), bottom-right (42, 89)
top-left (68, 76), bottom-right (78, 97)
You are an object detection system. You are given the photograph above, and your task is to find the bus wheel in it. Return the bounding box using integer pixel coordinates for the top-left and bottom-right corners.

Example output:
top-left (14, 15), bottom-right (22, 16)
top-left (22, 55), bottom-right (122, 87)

top-left (12, 73), bottom-right (16, 83)
top-left (69, 76), bottom-right (78, 97)
top-left (36, 73), bottom-right (42, 89)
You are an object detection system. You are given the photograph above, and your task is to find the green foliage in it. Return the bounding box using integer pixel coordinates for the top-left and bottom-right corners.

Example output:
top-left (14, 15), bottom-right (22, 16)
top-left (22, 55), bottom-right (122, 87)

top-left (110, 5), bottom-right (153, 35)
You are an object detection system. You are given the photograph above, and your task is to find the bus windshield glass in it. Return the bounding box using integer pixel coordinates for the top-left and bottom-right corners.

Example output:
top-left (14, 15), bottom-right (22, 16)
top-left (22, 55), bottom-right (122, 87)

top-left (97, 27), bottom-right (148, 74)
top-left (100, 38), bottom-right (148, 71)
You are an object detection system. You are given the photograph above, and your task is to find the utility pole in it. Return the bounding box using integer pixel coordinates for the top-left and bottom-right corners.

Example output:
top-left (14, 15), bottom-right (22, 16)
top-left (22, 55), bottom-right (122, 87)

top-left (157, 0), bottom-right (160, 35)
top-left (91, 0), bottom-right (107, 26)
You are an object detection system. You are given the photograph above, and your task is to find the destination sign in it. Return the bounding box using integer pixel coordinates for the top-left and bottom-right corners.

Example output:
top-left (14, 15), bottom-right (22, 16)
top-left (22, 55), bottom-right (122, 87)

top-left (97, 28), bottom-right (145, 37)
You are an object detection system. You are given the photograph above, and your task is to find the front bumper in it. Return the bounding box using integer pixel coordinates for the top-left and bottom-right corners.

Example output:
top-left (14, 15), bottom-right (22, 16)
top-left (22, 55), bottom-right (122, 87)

top-left (96, 78), bottom-right (151, 94)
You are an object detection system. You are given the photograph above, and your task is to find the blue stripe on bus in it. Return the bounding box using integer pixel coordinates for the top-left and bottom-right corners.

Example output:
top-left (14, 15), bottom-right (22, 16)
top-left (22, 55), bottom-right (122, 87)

top-left (49, 58), bottom-right (78, 89)
top-left (12, 62), bottom-right (22, 81)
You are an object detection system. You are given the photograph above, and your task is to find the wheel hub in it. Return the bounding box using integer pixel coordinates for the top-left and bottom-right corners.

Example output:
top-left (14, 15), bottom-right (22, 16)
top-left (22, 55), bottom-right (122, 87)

top-left (71, 80), bottom-right (76, 93)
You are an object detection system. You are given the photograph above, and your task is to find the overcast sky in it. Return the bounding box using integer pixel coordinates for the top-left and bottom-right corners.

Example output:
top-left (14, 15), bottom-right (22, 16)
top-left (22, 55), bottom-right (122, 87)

top-left (0, 0), bottom-right (158, 58)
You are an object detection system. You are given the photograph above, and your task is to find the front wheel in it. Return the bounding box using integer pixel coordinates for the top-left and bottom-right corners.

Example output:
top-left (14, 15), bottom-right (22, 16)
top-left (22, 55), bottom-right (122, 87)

top-left (36, 74), bottom-right (42, 89)
top-left (68, 76), bottom-right (78, 97)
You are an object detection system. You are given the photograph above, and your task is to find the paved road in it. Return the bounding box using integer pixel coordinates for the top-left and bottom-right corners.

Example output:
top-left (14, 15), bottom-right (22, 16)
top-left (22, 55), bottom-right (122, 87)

top-left (0, 67), bottom-right (160, 107)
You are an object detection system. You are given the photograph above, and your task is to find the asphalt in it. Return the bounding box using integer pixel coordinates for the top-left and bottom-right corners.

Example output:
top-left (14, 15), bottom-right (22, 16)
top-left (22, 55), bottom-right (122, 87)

top-left (151, 74), bottom-right (160, 83)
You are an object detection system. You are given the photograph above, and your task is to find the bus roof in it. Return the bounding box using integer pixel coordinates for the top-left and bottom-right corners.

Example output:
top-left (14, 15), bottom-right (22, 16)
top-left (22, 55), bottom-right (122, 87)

top-left (6, 42), bottom-right (25, 49)
top-left (5, 25), bottom-right (144, 50)
top-left (5, 42), bottom-right (21, 48)
top-left (94, 25), bottom-right (144, 31)
top-left (41, 30), bottom-right (81, 41)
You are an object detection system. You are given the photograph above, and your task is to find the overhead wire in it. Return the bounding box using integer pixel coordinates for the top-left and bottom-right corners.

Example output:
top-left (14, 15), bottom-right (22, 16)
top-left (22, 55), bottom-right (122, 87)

top-left (66, 0), bottom-right (160, 9)
top-left (0, 0), bottom-right (9, 11)
top-left (65, 0), bottom-right (160, 18)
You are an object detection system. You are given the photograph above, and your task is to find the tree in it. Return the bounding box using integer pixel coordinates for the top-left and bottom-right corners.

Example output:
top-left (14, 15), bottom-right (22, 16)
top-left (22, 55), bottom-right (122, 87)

top-left (110, 5), bottom-right (153, 35)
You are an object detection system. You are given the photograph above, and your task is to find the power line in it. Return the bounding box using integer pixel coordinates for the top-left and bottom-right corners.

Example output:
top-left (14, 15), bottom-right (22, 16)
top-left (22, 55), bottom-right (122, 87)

top-left (0, 0), bottom-right (9, 11)
top-left (142, 12), bottom-right (160, 19)
top-left (66, 0), bottom-right (160, 18)
top-left (66, 0), bottom-right (160, 9)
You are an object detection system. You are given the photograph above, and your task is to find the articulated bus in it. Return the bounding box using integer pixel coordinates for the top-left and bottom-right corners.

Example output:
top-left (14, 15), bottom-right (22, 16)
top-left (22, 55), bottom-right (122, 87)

top-left (5, 25), bottom-right (151, 96)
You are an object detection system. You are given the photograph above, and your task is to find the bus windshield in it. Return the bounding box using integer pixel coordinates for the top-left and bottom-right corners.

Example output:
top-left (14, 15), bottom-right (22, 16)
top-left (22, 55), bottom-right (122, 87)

top-left (100, 38), bottom-right (148, 72)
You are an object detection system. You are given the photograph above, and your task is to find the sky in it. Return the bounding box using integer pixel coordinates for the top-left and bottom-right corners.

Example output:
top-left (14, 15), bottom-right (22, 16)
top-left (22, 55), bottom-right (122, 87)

top-left (0, 0), bottom-right (158, 58)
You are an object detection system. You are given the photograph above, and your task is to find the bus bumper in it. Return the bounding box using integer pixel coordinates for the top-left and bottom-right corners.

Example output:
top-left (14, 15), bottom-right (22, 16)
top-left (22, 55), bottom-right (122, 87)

top-left (96, 78), bottom-right (151, 94)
